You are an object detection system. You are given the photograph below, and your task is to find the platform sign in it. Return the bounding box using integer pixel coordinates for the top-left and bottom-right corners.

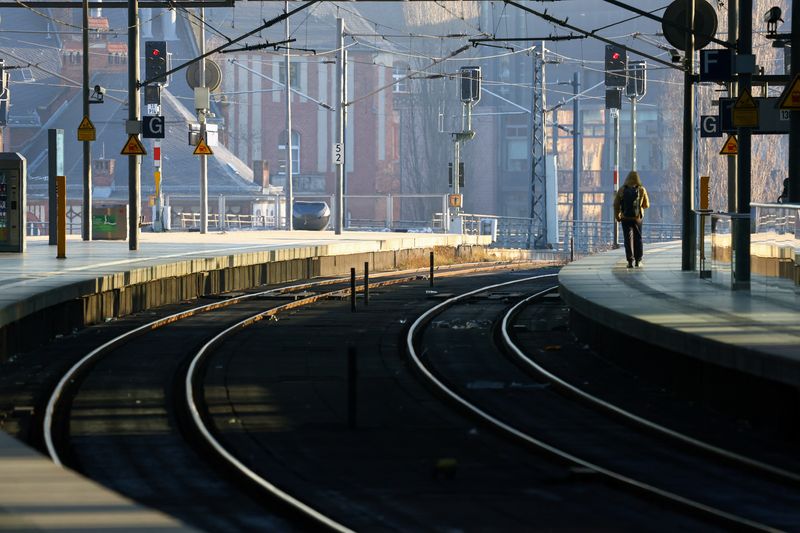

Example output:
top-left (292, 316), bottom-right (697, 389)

top-left (142, 116), bottom-right (165, 139)
top-left (719, 97), bottom-right (789, 134)
top-left (193, 137), bottom-right (213, 156)
top-left (732, 89), bottom-right (758, 128)
top-left (699, 49), bottom-right (734, 82)
top-left (121, 134), bottom-right (147, 156)
top-left (77, 115), bottom-right (96, 142)
top-left (332, 142), bottom-right (343, 165)
top-left (778, 73), bottom-right (800, 110)
top-left (700, 115), bottom-right (721, 137)
top-left (719, 134), bottom-right (738, 155)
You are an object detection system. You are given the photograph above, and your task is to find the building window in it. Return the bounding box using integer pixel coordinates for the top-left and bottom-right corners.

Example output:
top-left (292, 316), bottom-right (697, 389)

top-left (278, 130), bottom-right (300, 175)
top-left (505, 125), bottom-right (528, 172)
top-left (279, 64), bottom-right (299, 88)
top-left (392, 63), bottom-right (409, 93)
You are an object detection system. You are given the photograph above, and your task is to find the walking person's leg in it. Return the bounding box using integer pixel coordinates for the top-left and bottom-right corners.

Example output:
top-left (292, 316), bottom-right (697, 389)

top-left (633, 219), bottom-right (644, 266)
top-left (621, 220), bottom-right (634, 267)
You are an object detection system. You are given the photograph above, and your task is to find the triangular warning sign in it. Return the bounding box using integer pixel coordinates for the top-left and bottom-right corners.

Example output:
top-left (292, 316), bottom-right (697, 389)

top-left (719, 134), bottom-right (738, 155)
top-left (734, 89), bottom-right (756, 109)
top-left (779, 73), bottom-right (800, 110)
top-left (193, 138), bottom-right (213, 156)
top-left (121, 134), bottom-right (147, 156)
top-left (78, 115), bottom-right (95, 131)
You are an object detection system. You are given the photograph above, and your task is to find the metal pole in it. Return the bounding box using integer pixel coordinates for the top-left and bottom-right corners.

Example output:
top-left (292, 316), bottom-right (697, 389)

top-left (790, 0), bottom-right (800, 202)
top-left (734, 0), bottom-right (752, 287)
top-left (363, 261), bottom-right (369, 306)
top-left (127, 0), bottom-right (140, 250)
top-left (429, 250), bottom-right (434, 287)
top-left (335, 17), bottom-right (344, 234)
top-left (571, 71), bottom-right (581, 225)
top-left (199, 7), bottom-right (208, 234)
top-left (82, 0), bottom-right (92, 241)
top-left (350, 267), bottom-right (356, 312)
top-left (727, 0), bottom-right (738, 212)
top-left (613, 106), bottom-right (620, 246)
top-left (681, 0), bottom-right (696, 271)
top-left (630, 96), bottom-right (637, 171)
top-left (285, 0), bottom-right (294, 230)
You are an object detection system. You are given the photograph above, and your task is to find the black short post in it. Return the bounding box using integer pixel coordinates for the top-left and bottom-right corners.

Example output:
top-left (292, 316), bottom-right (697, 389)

top-left (350, 267), bottom-right (356, 312)
top-left (429, 251), bottom-right (434, 287)
top-left (364, 261), bottom-right (369, 306)
top-left (347, 346), bottom-right (357, 429)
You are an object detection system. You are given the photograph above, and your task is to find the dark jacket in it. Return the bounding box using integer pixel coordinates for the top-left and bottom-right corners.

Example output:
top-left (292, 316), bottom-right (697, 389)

top-left (614, 171), bottom-right (650, 221)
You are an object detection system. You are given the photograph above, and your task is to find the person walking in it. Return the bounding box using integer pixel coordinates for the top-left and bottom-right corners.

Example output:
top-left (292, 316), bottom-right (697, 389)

top-left (614, 170), bottom-right (650, 268)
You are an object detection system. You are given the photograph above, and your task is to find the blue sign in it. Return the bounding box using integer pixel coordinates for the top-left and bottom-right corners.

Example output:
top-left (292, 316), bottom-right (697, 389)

top-left (142, 116), bottom-right (165, 139)
top-left (700, 49), bottom-right (734, 82)
top-left (700, 115), bottom-right (721, 137)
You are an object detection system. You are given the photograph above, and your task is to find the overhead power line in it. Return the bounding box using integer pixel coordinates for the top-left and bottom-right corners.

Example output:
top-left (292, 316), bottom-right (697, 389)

top-left (503, 0), bottom-right (683, 72)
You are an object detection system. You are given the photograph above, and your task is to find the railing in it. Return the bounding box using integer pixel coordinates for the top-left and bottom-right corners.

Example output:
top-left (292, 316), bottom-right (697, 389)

top-left (712, 203), bottom-right (799, 293)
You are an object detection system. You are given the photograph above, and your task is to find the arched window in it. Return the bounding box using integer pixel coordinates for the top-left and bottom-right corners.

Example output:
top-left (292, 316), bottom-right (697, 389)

top-left (278, 130), bottom-right (300, 175)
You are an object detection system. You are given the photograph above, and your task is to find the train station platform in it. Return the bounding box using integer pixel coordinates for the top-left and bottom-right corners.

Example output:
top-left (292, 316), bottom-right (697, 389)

top-left (559, 242), bottom-right (800, 388)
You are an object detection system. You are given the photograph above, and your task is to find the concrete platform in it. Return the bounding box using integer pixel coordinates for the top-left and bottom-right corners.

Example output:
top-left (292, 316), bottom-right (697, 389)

top-left (559, 242), bottom-right (800, 388)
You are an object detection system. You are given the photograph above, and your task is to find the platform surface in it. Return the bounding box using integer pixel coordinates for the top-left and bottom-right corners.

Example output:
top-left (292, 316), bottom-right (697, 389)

top-left (559, 242), bottom-right (800, 387)
top-left (0, 230), bottom-right (489, 328)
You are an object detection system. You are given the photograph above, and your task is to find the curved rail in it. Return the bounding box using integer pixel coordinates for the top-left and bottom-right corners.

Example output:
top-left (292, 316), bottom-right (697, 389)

top-left (405, 275), bottom-right (775, 532)
top-left (501, 290), bottom-right (800, 485)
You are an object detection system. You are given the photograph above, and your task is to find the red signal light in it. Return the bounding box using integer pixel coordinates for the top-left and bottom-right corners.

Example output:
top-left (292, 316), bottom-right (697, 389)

top-left (152, 49), bottom-right (160, 56)
top-left (611, 52), bottom-right (620, 60)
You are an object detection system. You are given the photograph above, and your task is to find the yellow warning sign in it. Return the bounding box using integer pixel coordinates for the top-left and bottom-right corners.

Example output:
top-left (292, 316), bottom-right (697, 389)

top-left (732, 89), bottom-right (758, 128)
top-left (448, 193), bottom-right (462, 208)
top-left (77, 115), bottom-right (96, 142)
top-left (719, 134), bottom-right (738, 155)
top-left (121, 134), bottom-right (147, 156)
top-left (779, 73), bottom-right (800, 110)
top-left (193, 138), bottom-right (213, 156)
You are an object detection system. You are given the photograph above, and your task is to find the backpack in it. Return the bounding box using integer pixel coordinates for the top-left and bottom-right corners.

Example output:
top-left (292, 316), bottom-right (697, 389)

top-left (621, 185), bottom-right (641, 218)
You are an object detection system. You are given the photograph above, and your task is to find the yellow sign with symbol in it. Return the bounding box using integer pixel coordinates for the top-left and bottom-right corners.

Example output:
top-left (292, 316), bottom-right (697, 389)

top-left (77, 115), bottom-right (96, 142)
top-left (732, 89), bottom-right (758, 128)
top-left (193, 138), bottom-right (213, 156)
top-left (719, 134), bottom-right (738, 155)
top-left (121, 134), bottom-right (147, 156)
top-left (448, 194), bottom-right (462, 208)
top-left (779, 73), bottom-right (800, 110)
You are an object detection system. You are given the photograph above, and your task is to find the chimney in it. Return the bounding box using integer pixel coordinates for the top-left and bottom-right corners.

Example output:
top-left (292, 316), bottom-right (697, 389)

top-left (91, 0), bottom-right (102, 18)
top-left (163, 8), bottom-right (178, 41)
top-left (253, 160), bottom-right (270, 189)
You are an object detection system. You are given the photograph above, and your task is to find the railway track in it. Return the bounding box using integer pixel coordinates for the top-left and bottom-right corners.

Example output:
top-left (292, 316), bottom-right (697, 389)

top-left (27, 261), bottom-right (798, 530)
top-left (407, 276), bottom-right (800, 532)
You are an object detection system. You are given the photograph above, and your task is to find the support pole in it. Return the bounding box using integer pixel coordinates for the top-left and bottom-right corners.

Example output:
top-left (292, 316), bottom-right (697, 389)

top-left (335, 18), bottom-right (344, 234)
top-left (429, 251), bottom-right (434, 287)
top-left (127, 0), bottom-right (140, 250)
top-left (363, 261), bottom-right (369, 306)
top-left (199, 7), bottom-right (208, 234)
top-left (790, 0), bottom-right (800, 202)
top-left (350, 267), bottom-right (356, 312)
top-left (727, 0), bottom-right (738, 212)
top-left (734, 0), bottom-right (752, 288)
top-left (681, 0), bottom-right (696, 271)
top-left (285, 0), bottom-right (294, 230)
top-left (82, 0), bottom-right (92, 241)
top-left (57, 175), bottom-right (66, 259)
top-left (612, 105), bottom-right (620, 246)
top-left (572, 71), bottom-right (582, 231)
top-left (630, 96), bottom-right (637, 171)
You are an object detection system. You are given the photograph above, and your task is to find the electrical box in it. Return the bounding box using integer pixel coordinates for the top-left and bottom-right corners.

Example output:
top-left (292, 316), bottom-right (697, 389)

top-left (0, 153), bottom-right (26, 252)
top-left (460, 66), bottom-right (481, 103)
top-left (605, 45), bottom-right (627, 88)
top-left (626, 60), bottom-right (647, 98)
top-left (145, 40), bottom-right (168, 85)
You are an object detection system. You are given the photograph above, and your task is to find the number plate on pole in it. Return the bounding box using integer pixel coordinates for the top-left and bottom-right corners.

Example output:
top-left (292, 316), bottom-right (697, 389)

top-left (332, 142), bottom-right (343, 165)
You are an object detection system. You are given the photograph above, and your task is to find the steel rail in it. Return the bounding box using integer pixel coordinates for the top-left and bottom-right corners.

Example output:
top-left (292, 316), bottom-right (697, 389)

top-left (43, 259), bottom-right (545, 463)
top-left (501, 289), bottom-right (800, 485)
top-left (405, 276), bottom-right (776, 532)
